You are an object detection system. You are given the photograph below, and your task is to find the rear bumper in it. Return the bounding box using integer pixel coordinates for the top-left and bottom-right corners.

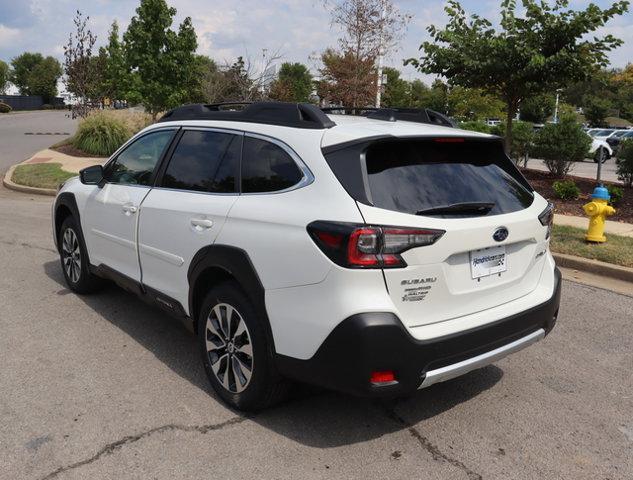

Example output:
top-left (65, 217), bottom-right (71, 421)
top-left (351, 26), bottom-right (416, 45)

top-left (276, 267), bottom-right (561, 397)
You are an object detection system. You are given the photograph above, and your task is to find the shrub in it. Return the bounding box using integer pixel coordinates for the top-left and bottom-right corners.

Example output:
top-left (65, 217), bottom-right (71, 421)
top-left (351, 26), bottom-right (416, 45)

top-left (532, 114), bottom-right (592, 177)
top-left (459, 121), bottom-right (492, 134)
top-left (0, 102), bottom-right (12, 113)
top-left (492, 121), bottom-right (535, 167)
top-left (616, 139), bottom-right (633, 188)
top-left (552, 180), bottom-right (581, 200)
top-left (73, 112), bottom-right (131, 157)
top-left (41, 104), bottom-right (53, 110)
top-left (607, 185), bottom-right (624, 205)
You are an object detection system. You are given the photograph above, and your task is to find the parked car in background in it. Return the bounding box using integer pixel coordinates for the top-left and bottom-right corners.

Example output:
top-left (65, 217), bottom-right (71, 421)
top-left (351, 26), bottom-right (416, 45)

top-left (607, 130), bottom-right (633, 153)
top-left (589, 136), bottom-right (613, 163)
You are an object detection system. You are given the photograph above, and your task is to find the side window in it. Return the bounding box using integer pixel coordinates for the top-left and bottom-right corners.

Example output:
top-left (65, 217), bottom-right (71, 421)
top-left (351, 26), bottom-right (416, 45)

top-left (161, 130), bottom-right (240, 193)
top-left (105, 130), bottom-right (174, 186)
top-left (241, 136), bottom-right (304, 193)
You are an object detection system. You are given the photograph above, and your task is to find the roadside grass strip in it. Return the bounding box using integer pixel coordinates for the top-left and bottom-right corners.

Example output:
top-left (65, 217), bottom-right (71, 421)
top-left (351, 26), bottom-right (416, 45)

top-left (12, 163), bottom-right (76, 190)
top-left (551, 224), bottom-right (633, 268)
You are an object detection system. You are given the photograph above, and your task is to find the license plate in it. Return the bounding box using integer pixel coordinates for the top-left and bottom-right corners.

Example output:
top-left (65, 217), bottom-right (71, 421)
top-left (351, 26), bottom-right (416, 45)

top-left (470, 245), bottom-right (507, 279)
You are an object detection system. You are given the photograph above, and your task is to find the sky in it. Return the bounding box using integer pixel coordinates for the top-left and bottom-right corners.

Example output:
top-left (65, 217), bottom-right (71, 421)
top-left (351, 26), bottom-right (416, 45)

top-left (0, 0), bottom-right (632, 86)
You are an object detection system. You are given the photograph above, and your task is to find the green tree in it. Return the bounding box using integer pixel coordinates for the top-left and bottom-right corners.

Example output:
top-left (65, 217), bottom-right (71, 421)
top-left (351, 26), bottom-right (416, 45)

top-left (532, 113), bottom-right (592, 177)
top-left (406, 0), bottom-right (629, 150)
top-left (28, 57), bottom-right (63, 102)
top-left (123, 0), bottom-right (198, 118)
top-left (584, 96), bottom-right (612, 127)
top-left (519, 95), bottom-right (555, 124)
top-left (99, 21), bottom-right (130, 101)
top-left (10, 52), bottom-right (44, 95)
top-left (269, 62), bottom-right (313, 103)
top-left (0, 60), bottom-right (9, 94)
top-left (448, 86), bottom-right (505, 120)
top-left (616, 139), bottom-right (633, 187)
top-left (381, 67), bottom-right (410, 107)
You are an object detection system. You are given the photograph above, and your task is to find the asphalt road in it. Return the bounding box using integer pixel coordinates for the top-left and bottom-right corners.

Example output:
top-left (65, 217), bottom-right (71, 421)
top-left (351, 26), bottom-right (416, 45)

top-left (0, 183), bottom-right (632, 480)
top-left (527, 157), bottom-right (619, 183)
top-left (0, 111), bottom-right (77, 174)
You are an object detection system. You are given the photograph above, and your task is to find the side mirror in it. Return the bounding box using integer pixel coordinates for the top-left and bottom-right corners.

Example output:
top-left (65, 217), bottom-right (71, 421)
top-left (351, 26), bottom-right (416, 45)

top-left (79, 165), bottom-right (104, 186)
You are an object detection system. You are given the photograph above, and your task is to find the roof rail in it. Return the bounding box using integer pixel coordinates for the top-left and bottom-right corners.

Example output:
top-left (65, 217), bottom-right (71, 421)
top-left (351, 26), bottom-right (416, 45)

top-left (321, 107), bottom-right (455, 128)
top-left (158, 102), bottom-right (336, 129)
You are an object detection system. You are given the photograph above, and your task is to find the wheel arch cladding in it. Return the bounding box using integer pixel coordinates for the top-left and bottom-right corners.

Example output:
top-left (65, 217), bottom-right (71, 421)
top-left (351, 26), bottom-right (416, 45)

top-left (188, 245), bottom-right (276, 352)
top-left (54, 193), bottom-right (82, 252)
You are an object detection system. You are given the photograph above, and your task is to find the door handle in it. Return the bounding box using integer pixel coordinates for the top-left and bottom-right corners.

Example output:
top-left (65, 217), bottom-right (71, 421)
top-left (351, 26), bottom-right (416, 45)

top-left (122, 204), bottom-right (138, 214)
top-left (190, 218), bottom-right (214, 229)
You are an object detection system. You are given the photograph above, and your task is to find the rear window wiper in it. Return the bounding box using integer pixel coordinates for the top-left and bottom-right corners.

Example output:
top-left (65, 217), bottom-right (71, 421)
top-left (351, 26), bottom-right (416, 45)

top-left (415, 202), bottom-right (495, 217)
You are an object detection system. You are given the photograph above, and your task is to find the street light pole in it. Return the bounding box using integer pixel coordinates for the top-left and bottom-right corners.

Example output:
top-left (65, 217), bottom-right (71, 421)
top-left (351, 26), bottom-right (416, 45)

top-left (375, 2), bottom-right (386, 108)
top-left (553, 90), bottom-right (561, 124)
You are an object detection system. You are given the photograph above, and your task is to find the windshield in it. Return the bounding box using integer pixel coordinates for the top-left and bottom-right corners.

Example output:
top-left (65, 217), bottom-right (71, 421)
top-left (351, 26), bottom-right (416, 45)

top-left (592, 129), bottom-right (613, 137)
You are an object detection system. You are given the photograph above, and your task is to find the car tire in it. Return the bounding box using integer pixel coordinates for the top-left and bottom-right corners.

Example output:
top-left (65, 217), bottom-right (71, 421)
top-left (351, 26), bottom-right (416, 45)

top-left (59, 217), bottom-right (103, 294)
top-left (593, 147), bottom-right (608, 163)
top-left (198, 281), bottom-right (288, 411)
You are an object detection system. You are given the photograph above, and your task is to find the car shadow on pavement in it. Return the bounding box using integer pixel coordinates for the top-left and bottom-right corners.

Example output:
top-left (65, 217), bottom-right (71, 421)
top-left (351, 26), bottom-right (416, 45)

top-left (44, 260), bottom-right (503, 448)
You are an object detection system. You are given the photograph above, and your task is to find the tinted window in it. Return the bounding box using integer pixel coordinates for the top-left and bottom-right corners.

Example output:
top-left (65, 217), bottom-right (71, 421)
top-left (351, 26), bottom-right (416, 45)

top-left (105, 130), bottom-right (174, 185)
top-left (364, 139), bottom-right (533, 217)
top-left (241, 136), bottom-right (303, 193)
top-left (162, 130), bottom-right (240, 193)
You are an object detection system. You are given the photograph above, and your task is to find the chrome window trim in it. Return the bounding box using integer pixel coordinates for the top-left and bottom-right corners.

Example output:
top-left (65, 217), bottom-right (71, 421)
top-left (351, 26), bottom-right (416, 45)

top-left (148, 126), bottom-right (314, 196)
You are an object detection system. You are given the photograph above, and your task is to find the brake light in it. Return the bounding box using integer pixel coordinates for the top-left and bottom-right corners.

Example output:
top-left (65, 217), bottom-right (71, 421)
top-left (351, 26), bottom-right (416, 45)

top-left (434, 137), bottom-right (465, 143)
top-left (307, 221), bottom-right (445, 269)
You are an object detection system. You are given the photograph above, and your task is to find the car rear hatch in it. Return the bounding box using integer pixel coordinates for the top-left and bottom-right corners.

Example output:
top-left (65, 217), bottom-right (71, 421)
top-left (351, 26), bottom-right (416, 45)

top-left (323, 135), bottom-right (552, 329)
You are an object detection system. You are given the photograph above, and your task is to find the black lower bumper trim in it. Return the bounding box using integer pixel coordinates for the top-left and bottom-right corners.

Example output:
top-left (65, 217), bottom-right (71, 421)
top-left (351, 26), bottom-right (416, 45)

top-left (276, 268), bottom-right (561, 397)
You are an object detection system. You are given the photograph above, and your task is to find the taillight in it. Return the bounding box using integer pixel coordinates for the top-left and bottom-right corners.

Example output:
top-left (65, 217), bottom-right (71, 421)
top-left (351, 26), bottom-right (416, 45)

top-left (538, 203), bottom-right (554, 240)
top-left (308, 221), bottom-right (445, 269)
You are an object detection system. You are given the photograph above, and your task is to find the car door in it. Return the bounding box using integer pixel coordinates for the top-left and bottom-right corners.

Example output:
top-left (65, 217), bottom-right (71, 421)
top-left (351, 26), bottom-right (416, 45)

top-left (83, 128), bottom-right (176, 281)
top-left (137, 128), bottom-right (241, 312)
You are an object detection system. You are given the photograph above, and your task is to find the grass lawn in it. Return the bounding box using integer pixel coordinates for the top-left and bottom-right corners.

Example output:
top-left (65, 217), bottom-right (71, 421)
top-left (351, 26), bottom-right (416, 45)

top-left (550, 224), bottom-right (633, 268)
top-left (12, 163), bottom-right (76, 190)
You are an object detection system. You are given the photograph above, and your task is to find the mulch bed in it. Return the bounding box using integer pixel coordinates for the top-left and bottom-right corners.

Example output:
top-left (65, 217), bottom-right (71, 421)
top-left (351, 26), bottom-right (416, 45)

top-left (521, 169), bottom-right (633, 224)
top-left (50, 142), bottom-right (99, 158)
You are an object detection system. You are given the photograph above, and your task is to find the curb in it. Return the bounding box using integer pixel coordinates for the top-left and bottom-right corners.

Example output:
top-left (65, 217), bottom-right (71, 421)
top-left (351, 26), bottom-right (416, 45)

top-left (2, 164), bottom-right (57, 196)
top-left (553, 252), bottom-right (633, 283)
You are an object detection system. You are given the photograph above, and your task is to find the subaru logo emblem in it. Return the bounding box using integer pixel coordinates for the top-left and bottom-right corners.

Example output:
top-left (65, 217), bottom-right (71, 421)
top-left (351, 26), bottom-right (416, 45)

top-left (493, 227), bottom-right (509, 242)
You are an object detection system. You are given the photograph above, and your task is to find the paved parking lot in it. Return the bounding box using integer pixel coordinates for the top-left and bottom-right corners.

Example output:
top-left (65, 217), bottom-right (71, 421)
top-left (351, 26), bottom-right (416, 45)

top-left (0, 111), bottom-right (77, 174)
top-left (0, 184), bottom-right (631, 480)
top-left (528, 157), bottom-right (619, 183)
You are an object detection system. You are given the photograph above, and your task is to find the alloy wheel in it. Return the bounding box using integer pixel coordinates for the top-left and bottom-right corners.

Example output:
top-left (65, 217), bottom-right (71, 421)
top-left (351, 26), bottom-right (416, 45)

top-left (205, 303), bottom-right (254, 393)
top-left (62, 228), bottom-right (81, 283)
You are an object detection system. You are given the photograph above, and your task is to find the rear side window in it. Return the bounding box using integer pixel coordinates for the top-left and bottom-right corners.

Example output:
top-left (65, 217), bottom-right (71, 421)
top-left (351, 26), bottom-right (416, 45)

top-left (162, 130), bottom-right (240, 193)
top-left (325, 138), bottom-right (533, 217)
top-left (241, 136), bottom-right (303, 193)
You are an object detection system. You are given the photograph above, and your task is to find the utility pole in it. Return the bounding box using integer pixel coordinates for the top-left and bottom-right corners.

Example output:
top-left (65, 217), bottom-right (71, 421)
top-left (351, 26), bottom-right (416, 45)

top-left (375, 2), bottom-right (386, 108)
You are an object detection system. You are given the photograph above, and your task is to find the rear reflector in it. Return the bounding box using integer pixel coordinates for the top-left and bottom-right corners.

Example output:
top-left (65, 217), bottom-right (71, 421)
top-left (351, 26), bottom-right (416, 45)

top-left (370, 370), bottom-right (396, 385)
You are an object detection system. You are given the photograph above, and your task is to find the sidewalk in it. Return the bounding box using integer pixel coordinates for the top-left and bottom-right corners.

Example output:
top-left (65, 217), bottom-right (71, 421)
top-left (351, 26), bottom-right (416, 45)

top-left (19, 148), bottom-right (105, 173)
top-left (554, 213), bottom-right (633, 238)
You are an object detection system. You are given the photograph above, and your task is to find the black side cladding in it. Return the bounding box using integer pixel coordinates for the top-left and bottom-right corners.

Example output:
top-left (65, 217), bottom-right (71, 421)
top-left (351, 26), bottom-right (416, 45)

top-left (158, 102), bottom-right (336, 130)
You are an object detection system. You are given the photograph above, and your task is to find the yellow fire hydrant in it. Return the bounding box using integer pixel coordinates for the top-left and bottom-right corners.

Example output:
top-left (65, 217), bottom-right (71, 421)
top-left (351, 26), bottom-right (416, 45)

top-left (583, 186), bottom-right (615, 243)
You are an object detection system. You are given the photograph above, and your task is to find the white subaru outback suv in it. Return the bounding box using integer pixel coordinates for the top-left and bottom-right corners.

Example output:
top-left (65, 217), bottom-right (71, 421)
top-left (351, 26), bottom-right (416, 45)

top-left (53, 102), bottom-right (561, 411)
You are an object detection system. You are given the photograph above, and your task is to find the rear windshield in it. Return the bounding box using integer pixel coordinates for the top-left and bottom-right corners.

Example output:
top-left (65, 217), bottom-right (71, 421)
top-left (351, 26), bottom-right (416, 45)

top-left (324, 138), bottom-right (533, 217)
